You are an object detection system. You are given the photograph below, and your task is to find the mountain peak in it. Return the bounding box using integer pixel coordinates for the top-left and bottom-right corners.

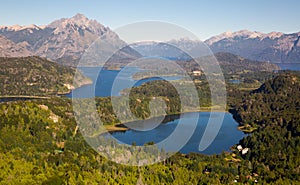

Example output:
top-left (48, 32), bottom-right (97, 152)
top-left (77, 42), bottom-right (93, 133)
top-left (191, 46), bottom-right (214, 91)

top-left (70, 13), bottom-right (90, 24)
top-left (48, 14), bottom-right (89, 28)
top-left (72, 13), bottom-right (87, 19)
top-left (48, 13), bottom-right (107, 32)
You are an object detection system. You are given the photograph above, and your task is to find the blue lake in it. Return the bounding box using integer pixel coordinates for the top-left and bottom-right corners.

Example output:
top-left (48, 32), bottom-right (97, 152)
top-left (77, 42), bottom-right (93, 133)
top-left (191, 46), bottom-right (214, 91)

top-left (277, 63), bottom-right (300, 71)
top-left (106, 112), bottom-right (245, 155)
top-left (66, 67), bottom-right (182, 98)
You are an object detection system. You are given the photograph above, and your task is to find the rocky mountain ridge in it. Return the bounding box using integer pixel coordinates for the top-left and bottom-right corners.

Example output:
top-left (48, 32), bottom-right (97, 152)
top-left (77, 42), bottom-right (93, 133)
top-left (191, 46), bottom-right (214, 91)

top-left (1, 14), bottom-right (300, 64)
top-left (0, 14), bottom-right (139, 66)
top-left (205, 30), bottom-right (300, 63)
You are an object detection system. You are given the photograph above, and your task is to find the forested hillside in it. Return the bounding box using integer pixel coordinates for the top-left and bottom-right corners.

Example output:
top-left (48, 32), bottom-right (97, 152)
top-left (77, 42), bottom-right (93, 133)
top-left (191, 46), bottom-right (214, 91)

top-left (0, 57), bottom-right (91, 96)
top-left (231, 72), bottom-right (300, 183)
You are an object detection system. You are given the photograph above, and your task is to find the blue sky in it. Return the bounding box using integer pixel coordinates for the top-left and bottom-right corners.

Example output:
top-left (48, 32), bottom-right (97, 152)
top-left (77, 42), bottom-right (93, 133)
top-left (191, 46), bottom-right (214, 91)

top-left (0, 0), bottom-right (299, 40)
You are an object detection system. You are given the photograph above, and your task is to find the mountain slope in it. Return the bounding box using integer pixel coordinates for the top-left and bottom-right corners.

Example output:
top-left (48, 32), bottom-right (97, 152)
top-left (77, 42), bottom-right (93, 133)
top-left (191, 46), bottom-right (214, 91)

top-left (0, 14), bottom-right (141, 66)
top-left (215, 52), bottom-right (280, 73)
top-left (205, 30), bottom-right (300, 63)
top-left (0, 35), bottom-right (32, 57)
top-left (131, 39), bottom-right (211, 60)
top-left (34, 14), bottom-right (116, 62)
top-left (230, 72), bottom-right (300, 182)
top-left (131, 41), bottom-right (191, 60)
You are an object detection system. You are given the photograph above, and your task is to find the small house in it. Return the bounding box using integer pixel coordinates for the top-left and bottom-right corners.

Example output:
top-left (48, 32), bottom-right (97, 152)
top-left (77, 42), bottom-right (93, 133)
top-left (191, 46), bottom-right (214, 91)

top-left (237, 145), bottom-right (243, 151)
top-left (242, 148), bottom-right (249, 155)
top-left (192, 70), bottom-right (202, 76)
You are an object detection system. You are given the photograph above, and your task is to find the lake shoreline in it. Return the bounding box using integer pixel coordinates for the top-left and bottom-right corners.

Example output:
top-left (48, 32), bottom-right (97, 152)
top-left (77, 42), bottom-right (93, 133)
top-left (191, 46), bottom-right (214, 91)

top-left (101, 109), bottom-right (230, 135)
top-left (57, 79), bottom-right (93, 96)
top-left (103, 111), bottom-right (245, 155)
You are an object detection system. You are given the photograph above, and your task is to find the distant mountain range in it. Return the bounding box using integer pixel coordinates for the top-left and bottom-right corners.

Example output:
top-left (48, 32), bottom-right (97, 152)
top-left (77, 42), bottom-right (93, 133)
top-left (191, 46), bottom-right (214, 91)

top-left (206, 30), bottom-right (300, 63)
top-left (131, 38), bottom-right (210, 61)
top-left (0, 14), bottom-right (299, 64)
top-left (127, 30), bottom-right (300, 64)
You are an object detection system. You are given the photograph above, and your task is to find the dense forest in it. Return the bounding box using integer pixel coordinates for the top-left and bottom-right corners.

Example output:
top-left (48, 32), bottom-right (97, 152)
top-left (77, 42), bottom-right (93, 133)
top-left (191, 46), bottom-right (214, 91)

top-left (0, 57), bottom-right (91, 96)
top-left (230, 72), bottom-right (300, 183)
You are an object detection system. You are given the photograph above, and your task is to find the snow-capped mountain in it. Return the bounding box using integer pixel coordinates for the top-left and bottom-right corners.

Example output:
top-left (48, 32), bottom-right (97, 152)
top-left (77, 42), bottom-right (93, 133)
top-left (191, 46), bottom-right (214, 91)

top-left (205, 30), bottom-right (300, 63)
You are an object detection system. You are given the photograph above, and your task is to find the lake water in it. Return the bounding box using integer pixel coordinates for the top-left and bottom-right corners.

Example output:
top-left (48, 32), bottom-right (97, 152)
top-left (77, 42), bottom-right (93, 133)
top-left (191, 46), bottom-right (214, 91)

top-left (66, 67), bottom-right (182, 98)
top-left (106, 112), bottom-right (245, 155)
top-left (277, 63), bottom-right (300, 71)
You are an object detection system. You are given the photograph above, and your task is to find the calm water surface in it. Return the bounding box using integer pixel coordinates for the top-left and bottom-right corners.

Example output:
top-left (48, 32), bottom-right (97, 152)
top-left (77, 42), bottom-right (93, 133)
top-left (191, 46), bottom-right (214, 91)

top-left (106, 112), bottom-right (245, 155)
top-left (277, 63), bottom-right (300, 71)
top-left (66, 67), bottom-right (181, 98)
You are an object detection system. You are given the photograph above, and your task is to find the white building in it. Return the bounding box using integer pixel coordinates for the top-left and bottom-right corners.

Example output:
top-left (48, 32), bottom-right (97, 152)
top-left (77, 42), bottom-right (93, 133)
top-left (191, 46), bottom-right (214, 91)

top-left (242, 148), bottom-right (249, 155)
top-left (237, 145), bottom-right (243, 151)
top-left (192, 71), bottom-right (202, 76)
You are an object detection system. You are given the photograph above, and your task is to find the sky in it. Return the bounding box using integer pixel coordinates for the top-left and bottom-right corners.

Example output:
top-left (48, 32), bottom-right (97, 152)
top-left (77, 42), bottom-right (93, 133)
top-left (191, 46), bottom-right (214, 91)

top-left (0, 0), bottom-right (299, 40)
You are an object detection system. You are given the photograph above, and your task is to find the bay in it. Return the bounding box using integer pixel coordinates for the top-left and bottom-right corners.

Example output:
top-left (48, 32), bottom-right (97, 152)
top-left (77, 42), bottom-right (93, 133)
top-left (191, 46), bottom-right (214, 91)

top-left (106, 112), bottom-right (245, 155)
